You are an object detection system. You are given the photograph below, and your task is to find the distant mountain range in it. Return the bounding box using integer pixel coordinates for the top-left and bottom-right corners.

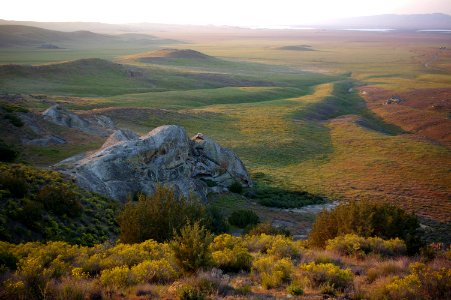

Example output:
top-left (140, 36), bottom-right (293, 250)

top-left (1, 13), bottom-right (451, 34)
top-left (0, 25), bottom-right (178, 48)
top-left (310, 13), bottom-right (451, 30)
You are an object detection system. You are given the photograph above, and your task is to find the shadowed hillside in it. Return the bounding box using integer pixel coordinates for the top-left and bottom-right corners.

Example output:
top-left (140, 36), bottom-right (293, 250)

top-left (0, 25), bottom-right (175, 48)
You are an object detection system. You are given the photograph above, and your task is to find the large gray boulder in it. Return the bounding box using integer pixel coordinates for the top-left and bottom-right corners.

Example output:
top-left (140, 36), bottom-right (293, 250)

top-left (56, 125), bottom-right (251, 201)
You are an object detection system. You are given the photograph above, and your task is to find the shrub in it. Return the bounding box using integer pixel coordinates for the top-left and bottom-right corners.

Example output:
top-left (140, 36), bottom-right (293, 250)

top-left (0, 248), bottom-right (17, 271)
top-left (366, 259), bottom-right (409, 283)
top-left (210, 234), bottom-right (252, 272)
top-left (47, 277), bottom-right (100, 300)
top-left (212, 247), bottom-right (252, 273)
top-left (118, 186), bottom-right (206, 243)
top-left (210, 234), bottom-right (243, 251)
top-left (380, 262), bottom-right (451, 300)
top-left (228, 210), bottom-right (259, 228)
top-left (308, 200), bottom-right (422, 254)
top-left (4, 113), bottom-right (24, 127)
top-left (36, 185), bottom-right (83, 217)
top-left (170, 222), bottom-right (213, 273)
top-left (245, 223), bottom-right (291, 237)
top-left (252, 256), bottom-right (293, 289)
top-left (99, 265), bottom-right (136, 290)
top-left (204, 206), bottom-right (229, 234)
top-left (131, 259), bottom-right (179, 283)
top-left (0, 139), bottom-right (19, 162)
top-left (255, 186), bottom-right (325, 208)
top-left (0, 169), bottom-right (27, 197)
top-left (286, 282), bottom-right (304, 296)
top-left (300, 262), bottom-right (353, 291)
top-left (176, 284), bottom-right (205, 300)
top-left (228, 181), bottom-right (243, 194)
top-left (326, 234), bottom-right (407, 257)
top-left (267, 235), bottom-right (299, 258)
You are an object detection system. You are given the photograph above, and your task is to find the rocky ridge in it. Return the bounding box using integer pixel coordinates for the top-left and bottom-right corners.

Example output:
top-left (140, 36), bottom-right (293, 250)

top-left (56, 125), bottom-right (252, 201)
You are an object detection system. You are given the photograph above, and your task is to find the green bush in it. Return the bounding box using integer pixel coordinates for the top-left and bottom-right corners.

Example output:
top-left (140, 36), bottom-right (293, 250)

top-left (229, 181), bottom-right (243, 194)
top-left (4, 113), bottom-right (24, 127)
top-left (36, 185), bottom-right (82, 217)
top-left (118, 186), bottom-right (206, 243)
top-left (0, 169), bottom-right (27, 197)
top-left (204, 206), bottom-right (229, 234)
top-left (0, 249), bottom-right (17, 271)
top-left (170, 222), bottom-right (213, 273)
top-left (300, 262), bottom-right (353, 291)
top-left (177, 284), bottom-right (205, 300)
top-left (228, 210), bottom-right (259, 228)
top-left (253, 186), bottom-right (325, 208)
top-left (0, 139), bottom-right (19, 162)
top-left (286, 282), bottom-right (304, 296)
top-left (308, 200), bottom-right (422, 254)
top-left (245, 223), bottom-right (291, 237)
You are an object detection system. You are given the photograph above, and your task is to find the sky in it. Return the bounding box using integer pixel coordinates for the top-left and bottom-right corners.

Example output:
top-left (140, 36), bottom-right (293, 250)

top-left (2, 0), bottom-right (451, 26)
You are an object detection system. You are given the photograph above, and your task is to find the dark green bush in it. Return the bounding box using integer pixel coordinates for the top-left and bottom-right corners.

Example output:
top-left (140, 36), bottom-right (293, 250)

top-left (0, 139), bottom-right (19, 162)
top-left (204, 206), bottom-right (229, 234)
top-left (4, 113), bottom-right (24, 127)
top-left (245, 223), bottom-right (291, 237)
top-left (0, 249), bottom-right (17, 271)
top-left (170, 222), bottom-right (213, 273)
top-left (0, 103), bottom-right (29, 113)
top-left (177, 284), bottom-right (205, 300)
top-left (229, 181), bottom-right (243, 194)
top-left (0, 170), bottom-right (27, 197)
top-left (118, 186), bottom-right (206, 243)
top-left (228, 210), bottom-right (260, 228)
top-left (14, 199), bottom-right (43, 227)
top-left (308, 200), bottom-right (422, 254)
top-left (254, 186), bottom-right (325, 208)
top-left (36, 185), bottom-right (82, 217)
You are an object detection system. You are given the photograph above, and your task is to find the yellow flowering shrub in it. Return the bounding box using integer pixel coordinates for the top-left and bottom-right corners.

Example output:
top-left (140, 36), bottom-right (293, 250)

top-left (381, 262), bottom-right (451, 300)
top-left (212, 246), bottom-right (252, 272)
top-left (131, 259), bottom-right (179, 283)
top-left (326, 234), bottom-right (406, 257)
top-left (99, 265), bottom-right (136, 290)
top-left (210, 234), bottom-right (243, 251)
top-left (267, 235), bottom-right (299, 258)
top-left (252, 256), bottom-right (293, 289)
top-left (300, 262), bottom-right (353, 291)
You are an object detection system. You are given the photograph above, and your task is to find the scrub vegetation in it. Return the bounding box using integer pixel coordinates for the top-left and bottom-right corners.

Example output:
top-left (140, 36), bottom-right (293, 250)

top-left (0, 22), bottom-right (450, 299)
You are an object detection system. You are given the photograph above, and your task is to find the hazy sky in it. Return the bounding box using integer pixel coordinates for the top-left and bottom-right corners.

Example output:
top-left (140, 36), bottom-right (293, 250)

top-left (2, 0), bottom-right (451, 26)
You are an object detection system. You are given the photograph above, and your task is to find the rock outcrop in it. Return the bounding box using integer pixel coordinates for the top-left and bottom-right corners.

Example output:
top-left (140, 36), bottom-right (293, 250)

top-left (56, 125), bottom-right (252, 201)
top-left (42, 104), bottom-right (115, 136)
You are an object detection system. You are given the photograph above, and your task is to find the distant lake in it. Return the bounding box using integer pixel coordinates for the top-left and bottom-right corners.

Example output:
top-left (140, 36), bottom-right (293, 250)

top-left (417, 29), bottom-right (451, 33)
top-left (342, 28), bottom-right (395, 32)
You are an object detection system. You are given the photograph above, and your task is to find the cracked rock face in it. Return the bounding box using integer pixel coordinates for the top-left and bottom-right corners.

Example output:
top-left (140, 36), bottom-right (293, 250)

top-left (55, 125), bottom-right (252, 201)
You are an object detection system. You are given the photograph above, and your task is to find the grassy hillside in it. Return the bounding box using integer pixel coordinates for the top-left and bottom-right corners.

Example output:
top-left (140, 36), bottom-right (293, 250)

top-left (0, 25), bottom-right (174, 48)
top-left (0, 163), bottom-right (119, 246)
top-left (0, 58), bottom-right (287, 96)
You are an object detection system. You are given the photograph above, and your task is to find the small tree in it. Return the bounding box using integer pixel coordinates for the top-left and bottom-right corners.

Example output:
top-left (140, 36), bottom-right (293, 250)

top-left (308, 200), bottom-right (422, 254)
top-left (228, 210), bottom-right (260, 228)
top-left (117, 186), bottom-right (206, 243)
top-left (170, 222), bottom-right (213, 273)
